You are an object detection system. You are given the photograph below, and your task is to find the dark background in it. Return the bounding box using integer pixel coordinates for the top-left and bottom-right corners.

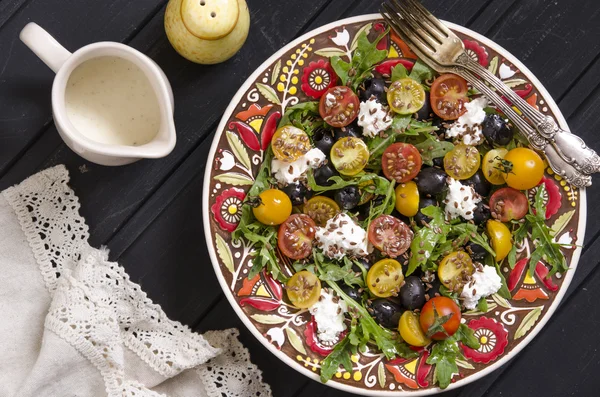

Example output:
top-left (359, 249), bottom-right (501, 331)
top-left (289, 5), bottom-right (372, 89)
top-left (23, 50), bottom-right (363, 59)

top-left (1, 0), bottom-right (599, 396)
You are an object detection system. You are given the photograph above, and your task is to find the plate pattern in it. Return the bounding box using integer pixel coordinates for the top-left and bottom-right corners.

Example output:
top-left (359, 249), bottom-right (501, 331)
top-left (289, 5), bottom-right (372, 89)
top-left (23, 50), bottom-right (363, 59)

top-left (206, 18), bottom-right (581, 393)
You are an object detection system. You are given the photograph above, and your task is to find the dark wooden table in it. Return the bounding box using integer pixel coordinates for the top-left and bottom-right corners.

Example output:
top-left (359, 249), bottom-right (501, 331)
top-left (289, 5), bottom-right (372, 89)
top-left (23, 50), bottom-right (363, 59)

top-left (1, 0), bottom-right (599, 395)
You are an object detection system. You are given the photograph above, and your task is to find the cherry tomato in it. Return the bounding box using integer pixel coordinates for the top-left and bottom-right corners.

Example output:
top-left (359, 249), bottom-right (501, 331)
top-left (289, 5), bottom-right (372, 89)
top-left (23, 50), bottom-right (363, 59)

top-left (502, 147), bottom-right (544, 190)
top-left (482, 148), bottom-right (509, 185)
top-left (368, 215), bottom-right (413, 258)
top-left (253, 189), bottom-right (292, 225)
top-left (271, 125), bottom-right (311, 162)
top-left (387, 78), bottom-right (426, 115)
top-left (303, 196), bottom-right (340, 226)
top-left (395, 181), bottom-right (419, 217)
top-left (286, 270), bottom-right (321, 308)
top-left (437, 251), bottom-right (474, 292)
top-left (430, 74), bottom-right (469, 120)
top-left (399, 311), bottom-right (431, 347)
top-left (330, 137), bottom-right (369, 176)
top-left (489, 187), bottom-right (528, 222)
top-left (367, 258), bottom-right (404, 298)
top-left (277, 214), bottom-right (317, 260)
top-left (486, 220), bottom-right (512, 262)
top-left (319, 86), bottom-right (359, 127)
top-left (444, 144), bottom-right (481, 180)
top-left (382, 143), bottom-right (422, 183)
top-left (419, 296), bottom-right (461, 340)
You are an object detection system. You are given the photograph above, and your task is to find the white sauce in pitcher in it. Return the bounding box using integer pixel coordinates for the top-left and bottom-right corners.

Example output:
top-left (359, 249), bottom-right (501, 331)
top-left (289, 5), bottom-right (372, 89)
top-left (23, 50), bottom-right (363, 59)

top-left (65, 56), bottom-right (160, 146)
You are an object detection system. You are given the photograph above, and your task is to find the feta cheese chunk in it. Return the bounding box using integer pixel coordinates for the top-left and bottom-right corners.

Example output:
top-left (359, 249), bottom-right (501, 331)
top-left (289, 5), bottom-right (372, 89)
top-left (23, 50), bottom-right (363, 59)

top-left (461, 266), bottom-right (502, 309)
top-left (357, 97), bottom-right (393, 138)
top-left (443, 178), bottom-right (481, 220)
top-left (309, 289), bottom-right (348, 343)
top-left (315, 213), bottom-right (368, 259)
top-left (271, 148), bottom-right (325, 185)
top-left (446, 97), bottom-right (488, 145)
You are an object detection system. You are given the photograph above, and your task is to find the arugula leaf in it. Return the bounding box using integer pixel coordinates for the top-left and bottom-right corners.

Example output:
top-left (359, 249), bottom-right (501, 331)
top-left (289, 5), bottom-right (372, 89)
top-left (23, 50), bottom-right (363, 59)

top-left (331, 56), bottom-right (352, 86)
top-left (455, 323), bottom-right (480, 349)
top-left (278, 101), bottom-right (327, 138)
top-left (314, 251), bottom-right (364, 287)
top-left (391, 64), bottom-right (408, 81)
top-left (362, 180), bottom-right (396, 227)
top-left (427, 337), bottom-right (461, 389)
top-left (408, 60), bottom-right (435, 84)
top-left (320, 336), bottom-right (353, 382)
top-left (307, 171), bottom-right (390, 195)
top-left (406, 205), bottom-right (450, 275)
top-left (413, 136), bottom-right (454, 165)
top-left (477, 297), bottom-right (488, 313)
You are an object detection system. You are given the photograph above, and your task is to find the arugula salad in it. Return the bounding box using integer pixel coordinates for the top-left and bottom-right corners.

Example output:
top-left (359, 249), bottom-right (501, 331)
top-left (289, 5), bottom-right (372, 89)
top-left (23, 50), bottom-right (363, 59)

top-left (232, 30), bottom-right (567, 389)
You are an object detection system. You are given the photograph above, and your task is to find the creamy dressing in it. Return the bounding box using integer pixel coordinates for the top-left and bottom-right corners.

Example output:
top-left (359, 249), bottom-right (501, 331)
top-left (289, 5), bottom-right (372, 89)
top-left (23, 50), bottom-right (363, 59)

top-left (65, 56), bottom-right (160, 146)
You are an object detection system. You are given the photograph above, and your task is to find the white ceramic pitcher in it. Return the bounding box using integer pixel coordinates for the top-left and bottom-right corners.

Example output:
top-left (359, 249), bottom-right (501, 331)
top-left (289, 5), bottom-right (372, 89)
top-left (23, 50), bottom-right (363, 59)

top-left (20, 23), bottom-right (176, 166)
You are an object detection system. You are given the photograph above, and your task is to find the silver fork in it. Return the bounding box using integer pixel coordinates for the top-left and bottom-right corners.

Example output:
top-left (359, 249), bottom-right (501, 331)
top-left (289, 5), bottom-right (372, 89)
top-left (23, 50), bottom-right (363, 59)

top-left (382, 0), bottom-right (600, 178)
top-left (381, 4), bottom-right (592, 188)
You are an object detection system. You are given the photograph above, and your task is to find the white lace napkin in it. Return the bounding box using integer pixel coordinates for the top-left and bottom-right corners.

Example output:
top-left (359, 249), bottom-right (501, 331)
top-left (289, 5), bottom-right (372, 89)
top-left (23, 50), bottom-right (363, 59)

top-left (0, 165), bottom-right (272, 397)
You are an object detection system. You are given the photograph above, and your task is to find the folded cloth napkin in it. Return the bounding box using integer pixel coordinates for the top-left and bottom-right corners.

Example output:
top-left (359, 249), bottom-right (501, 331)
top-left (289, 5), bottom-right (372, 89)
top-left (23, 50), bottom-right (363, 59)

top-left (0, 165), bottom-right (271, 397)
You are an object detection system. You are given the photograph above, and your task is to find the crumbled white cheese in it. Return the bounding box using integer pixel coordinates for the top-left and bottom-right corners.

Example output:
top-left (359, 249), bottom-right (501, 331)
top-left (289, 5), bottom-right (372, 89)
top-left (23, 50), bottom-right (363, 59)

top-left (461, 266), bottom-right (502, 309)
top-left (446, 97), bottom-right (488, 145)
top-left (309, 289), bottom-right (348, 343)
top-left (325, 92), bottom-right (337, 108)
top-left (443, 178), bottom-right (481, 220)
top-left (271, 148), bottom-right (325, 185)
top-left (315, 213), bottom-right (368, 259)
top-left (357, 97), bottom-right (393, 138)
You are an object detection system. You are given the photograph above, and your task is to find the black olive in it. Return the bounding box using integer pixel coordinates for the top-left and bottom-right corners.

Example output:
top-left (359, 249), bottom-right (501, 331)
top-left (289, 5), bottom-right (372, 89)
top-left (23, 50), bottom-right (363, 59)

top-left (282, 183), bottom-right (312, 206)
top-left (482, 114), bottom-right (514, 146)
top-left (425, 278), bottom-right (442, 299)
top-left (358, 78), bottom-right (387, 104)
top-left (342, 285), bottom-right (362, 302)
top-left (432, 117), bottom-right (451, 136)
top-left (357, 195), bottom-right (384, 220)
top-left (334, 186), bottom-right (361, 210)
top-left (416, 91), bottom-right (433, 120)
top-left (464, 170), bottom-right (491, 197)
top-left (472, 201), bottom-right (491, 225)
top-left (466, 241), bottom-right (487, 262)
top-left (313, 128), bottom-right (335, 156)
top-left (333, 121), bottom-right (362, 141)
top-left (432, 157), bottom-right (445, 168)
top-left (370, 299), bottom-right (404, 329)
top-left (352, 257), bottom-right (372, 273)
top-left (313, 162), bottom-right (339, 186)
top-left (414, 197), bottom-right (438, 225)
top-left (400, 276), bottom-right (426, 310)
top-left (415, 167), bottom-right (448, 196)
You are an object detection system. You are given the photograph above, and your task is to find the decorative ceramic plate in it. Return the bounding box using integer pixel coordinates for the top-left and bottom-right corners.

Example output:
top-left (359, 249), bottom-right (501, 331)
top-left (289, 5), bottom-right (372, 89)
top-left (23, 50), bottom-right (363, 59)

top-left (203, 15), bottom-right (586, 395)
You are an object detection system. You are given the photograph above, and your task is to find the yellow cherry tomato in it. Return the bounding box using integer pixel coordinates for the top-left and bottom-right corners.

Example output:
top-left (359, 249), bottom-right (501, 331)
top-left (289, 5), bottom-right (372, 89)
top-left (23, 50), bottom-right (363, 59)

top-left (387, 78), bottom-right (426, 115)
top-left (395, 181), bottom-right (419, 217)
top-left (367, 259), bottom-right (404, 298)
top-left (438, 251), bottom-right (475, 291)
top-left (444, 144), bottom-right (481, 180)
top-left (482, 148), bottom-right (509, 185)
top-left (330, 137), bottom-right (370, 176)
top-left (486, 220), bottom-right (512, 261)
top-left (502, 147), bottom-right (544, 190)
top-left (286, 271), bottom-right (321, 308)
top-left (398, 311), bottom-right (431, 347)
top-left (252, 189), bottom-right (292, 226)
top-left (302, 196), bottom-right (340, 226)
top-left (271, 125), bottom-right (311, 162)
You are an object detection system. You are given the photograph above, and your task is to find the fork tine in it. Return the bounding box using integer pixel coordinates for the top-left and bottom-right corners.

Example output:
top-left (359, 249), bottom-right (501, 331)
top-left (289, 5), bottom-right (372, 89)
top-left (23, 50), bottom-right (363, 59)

top-left (381, 3), bottom-right (436, 58)
top-left (385, 0), bottom-right (440, 51)
top-left (403, 0), bottom-right (453, 37)
top-left (399, 0), bottom-right (447, 41)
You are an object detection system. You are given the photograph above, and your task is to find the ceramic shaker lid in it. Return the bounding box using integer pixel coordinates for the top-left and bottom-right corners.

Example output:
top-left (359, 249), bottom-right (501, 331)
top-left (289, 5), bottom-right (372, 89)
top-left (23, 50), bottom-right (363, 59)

top-left (181, 0), bottom-right (239, 40)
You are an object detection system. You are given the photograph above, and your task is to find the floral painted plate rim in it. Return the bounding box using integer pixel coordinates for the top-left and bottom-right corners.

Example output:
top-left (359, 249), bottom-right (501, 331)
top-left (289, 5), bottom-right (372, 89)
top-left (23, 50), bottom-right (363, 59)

top-left (202, 14), bottom-right (586, 396)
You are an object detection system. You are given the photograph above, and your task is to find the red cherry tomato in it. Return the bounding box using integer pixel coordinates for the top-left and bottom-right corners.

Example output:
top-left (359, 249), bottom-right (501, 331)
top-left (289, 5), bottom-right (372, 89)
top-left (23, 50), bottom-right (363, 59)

top-left (419, 296), bottom-right (461, 340)
top-left (277, 214), bottom-right (317, 260)
top-left (381, 143), bottom-right (422, 183)
top-left (319, 86), bottom-right (359, 127)
top-left (489, 187), bottom-right (528, 222)
top-left (430, 74), bottom-right (469, 120)
top-left (368, 215), bottom-right (413, 258)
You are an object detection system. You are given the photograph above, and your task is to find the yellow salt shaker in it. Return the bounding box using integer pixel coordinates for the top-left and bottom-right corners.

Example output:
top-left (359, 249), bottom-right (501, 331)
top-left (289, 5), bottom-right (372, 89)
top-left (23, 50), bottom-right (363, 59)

top-left (164, 0), bottom-right (250, 64)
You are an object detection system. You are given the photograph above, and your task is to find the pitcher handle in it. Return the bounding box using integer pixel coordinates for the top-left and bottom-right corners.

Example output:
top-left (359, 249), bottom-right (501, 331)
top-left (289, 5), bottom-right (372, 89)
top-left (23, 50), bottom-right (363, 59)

top-left (20, 22), bottom-right (71, 73)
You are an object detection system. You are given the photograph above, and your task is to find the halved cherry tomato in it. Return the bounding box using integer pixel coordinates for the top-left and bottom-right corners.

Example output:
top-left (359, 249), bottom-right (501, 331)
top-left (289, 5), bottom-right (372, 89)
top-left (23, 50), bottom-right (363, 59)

top-left (330, 137), bottom-right (369, 176)
top-left (419, 296), bottom-right (461, 340)
top-left (444, 144), bottom-right (481, 180)
top-left (486, 220), bottom-right (512, 262)
top-left (303, 196), bottom-right (340, 226)
top-left (395, 181), bottom-right (419, 217)
top-left (368, 215), bottom-right (413, 258)
top-left (271, 125), bottom-right (311, 162)
top-left (286, 270), bottom-right (321, 308)
top-left (253, 189), bottom-right (292, 225)
top-left (387, 78), bottom-right (426, 115)
top-left (430, 74), bottom-right (469, 120)
top-left (482, 148), bottom-right (509, 185)
top-left (367, 258), bottom-right (404, 298)
top-left (399, 311), bottom-right (431, 347)
top-left (489, 187), bottom-right (528, 222)
top-left (502, 147), bottom-right (544, 190)
top-left (438, 251), bottom-right (474, 292)
top-left (382, 143), bottom-right (422, 183)
top-left (278, 214), bottom-right (316, 260)
top-left (319, 86), bottom-right (359, 127)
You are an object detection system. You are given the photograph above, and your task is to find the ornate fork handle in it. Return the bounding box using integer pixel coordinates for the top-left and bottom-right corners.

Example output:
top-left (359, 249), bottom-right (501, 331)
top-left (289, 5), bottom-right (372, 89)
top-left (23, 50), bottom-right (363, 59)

top-left (457, 53), bottom-right (600, 175)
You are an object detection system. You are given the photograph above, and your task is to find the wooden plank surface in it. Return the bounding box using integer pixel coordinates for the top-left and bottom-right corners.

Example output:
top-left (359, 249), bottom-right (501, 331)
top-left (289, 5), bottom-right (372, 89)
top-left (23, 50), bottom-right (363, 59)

top-left (0, 0), bottom-right (598, 396)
